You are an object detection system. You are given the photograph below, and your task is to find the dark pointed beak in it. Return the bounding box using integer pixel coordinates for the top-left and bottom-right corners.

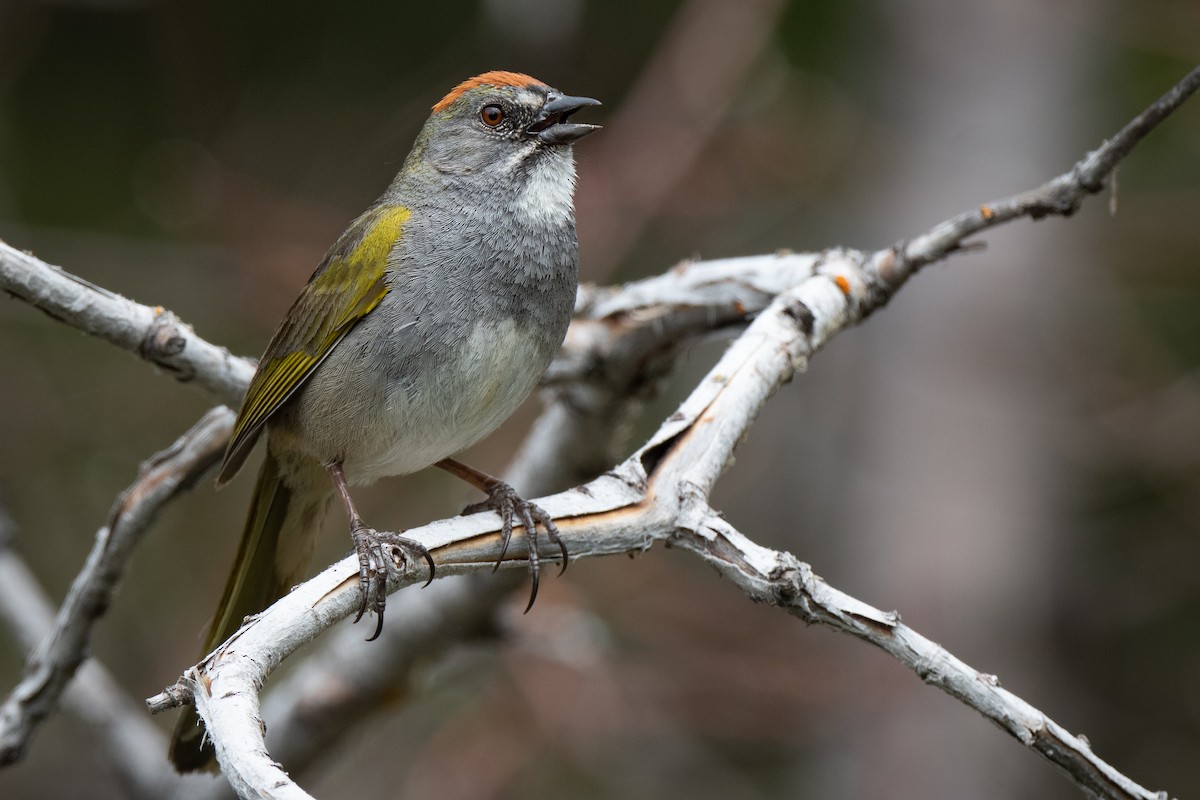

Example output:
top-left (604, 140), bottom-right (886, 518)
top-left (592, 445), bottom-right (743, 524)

top-left (527, 93), bottom-right (601, 145)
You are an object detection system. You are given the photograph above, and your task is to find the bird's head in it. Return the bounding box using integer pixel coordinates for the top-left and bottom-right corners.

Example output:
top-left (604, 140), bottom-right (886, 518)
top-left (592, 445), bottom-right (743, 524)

top-left (416, 71), bottom-right (601, 180)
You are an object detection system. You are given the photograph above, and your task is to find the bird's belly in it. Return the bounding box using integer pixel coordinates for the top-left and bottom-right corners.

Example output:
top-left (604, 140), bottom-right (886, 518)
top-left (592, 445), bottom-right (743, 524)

top-left (285, 318), bottom-right (553, 485)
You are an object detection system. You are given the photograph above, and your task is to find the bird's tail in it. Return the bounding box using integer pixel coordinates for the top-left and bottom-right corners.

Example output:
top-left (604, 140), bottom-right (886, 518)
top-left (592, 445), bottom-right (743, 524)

top-left (168, 450), bottom-right (330, 772)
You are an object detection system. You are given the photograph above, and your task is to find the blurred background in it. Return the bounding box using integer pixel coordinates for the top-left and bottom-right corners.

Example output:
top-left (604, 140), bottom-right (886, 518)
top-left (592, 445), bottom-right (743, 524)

top-left (2, 0), bottom-right (1199, 798)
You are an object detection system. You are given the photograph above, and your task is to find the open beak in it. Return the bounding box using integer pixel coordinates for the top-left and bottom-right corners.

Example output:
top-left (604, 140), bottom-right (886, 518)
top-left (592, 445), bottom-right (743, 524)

top-left (527, 93), bottom-right (601, 145)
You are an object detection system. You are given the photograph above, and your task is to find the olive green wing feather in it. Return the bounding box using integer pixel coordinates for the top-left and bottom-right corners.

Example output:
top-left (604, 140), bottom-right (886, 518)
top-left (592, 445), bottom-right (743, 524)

top-left (217, 204), bottom-right (412, 484)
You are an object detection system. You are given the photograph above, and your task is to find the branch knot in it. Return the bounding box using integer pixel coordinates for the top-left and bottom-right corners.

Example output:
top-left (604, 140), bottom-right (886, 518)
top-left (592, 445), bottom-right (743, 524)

top-left (139, 310), bottom-right (193, 379)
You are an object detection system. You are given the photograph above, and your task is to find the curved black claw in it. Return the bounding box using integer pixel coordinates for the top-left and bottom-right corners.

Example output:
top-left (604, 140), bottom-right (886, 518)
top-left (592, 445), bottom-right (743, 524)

top-left (349, 523), bottom-right (435, 641)
top-left (462, 481), bottom-right (567, 613)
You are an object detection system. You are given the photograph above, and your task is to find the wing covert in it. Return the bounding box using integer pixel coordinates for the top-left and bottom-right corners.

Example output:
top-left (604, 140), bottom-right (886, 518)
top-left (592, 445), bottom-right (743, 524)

top-left (217, 205), bottom-right (410, 484)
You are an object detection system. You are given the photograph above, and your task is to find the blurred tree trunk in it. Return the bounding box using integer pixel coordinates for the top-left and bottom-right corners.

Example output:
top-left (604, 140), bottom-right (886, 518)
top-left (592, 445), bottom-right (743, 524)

top-left (839, 3), bottom-right (1099, 797)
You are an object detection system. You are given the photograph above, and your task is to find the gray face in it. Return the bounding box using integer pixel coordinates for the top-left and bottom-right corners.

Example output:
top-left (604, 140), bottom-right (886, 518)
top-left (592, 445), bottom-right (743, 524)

top-left (419, 83), bottom-right (600, 181)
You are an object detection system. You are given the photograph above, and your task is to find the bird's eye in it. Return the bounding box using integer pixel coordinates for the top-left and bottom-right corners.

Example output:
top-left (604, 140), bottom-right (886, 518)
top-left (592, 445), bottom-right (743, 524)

top-left (480, 105), bottom-right (506, 127)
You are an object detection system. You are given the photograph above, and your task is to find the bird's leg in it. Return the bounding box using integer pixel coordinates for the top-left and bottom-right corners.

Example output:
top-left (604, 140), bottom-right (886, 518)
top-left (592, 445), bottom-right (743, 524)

top-left (327, 462), bottom-right (434, 641)
top-left (434, 458), bottom-right (567, 613)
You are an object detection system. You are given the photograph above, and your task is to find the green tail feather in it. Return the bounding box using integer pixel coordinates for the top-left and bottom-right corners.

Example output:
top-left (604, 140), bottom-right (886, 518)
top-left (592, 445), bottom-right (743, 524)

top-left (169, 451), bottom-right (325, 772)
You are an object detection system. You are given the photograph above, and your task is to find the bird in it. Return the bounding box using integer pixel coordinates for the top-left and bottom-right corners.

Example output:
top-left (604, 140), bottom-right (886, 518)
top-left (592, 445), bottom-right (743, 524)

top-left (168, 70), bottom-right (599, 772)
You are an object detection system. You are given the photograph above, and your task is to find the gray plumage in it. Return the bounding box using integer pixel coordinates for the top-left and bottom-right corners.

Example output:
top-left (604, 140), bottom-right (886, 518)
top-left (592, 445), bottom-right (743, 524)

top-left (169, 73), bottom-right (598, 773)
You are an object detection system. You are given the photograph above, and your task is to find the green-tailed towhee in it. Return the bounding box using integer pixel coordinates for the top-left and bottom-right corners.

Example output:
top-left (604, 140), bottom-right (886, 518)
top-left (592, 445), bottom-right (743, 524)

top-left (169, 71), bottom-right (599, 772)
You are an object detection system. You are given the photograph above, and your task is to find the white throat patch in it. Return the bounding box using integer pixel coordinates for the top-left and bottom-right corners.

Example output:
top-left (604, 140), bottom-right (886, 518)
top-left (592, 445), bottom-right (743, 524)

top-left (514, 147), bottom-right (576, 228)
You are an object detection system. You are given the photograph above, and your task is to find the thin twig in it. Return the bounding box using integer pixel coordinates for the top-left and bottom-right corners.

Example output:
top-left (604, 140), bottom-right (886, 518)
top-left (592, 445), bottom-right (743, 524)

top-left (0, 513), bottom-right (176, 798)
top-left (0, 407), bottom-right (233, 765)
top-left (890, 63), bottom-right (1200, 280)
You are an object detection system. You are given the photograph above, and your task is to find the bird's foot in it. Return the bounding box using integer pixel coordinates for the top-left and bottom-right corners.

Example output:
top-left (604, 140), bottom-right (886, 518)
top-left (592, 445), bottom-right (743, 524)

top-left (462, 481), bottom-right (567, 613)
top-left (350, 521), bottom-right (434, 641)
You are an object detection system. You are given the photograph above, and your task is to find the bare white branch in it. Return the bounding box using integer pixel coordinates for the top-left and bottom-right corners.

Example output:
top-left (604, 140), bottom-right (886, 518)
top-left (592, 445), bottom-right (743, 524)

top-left (145, 65), bottom-right (1200, 797)
top-left (0, 241), bottom-right (254, 407)
top-left (150, 263), bottom-right (1162, 800)
top-left (665, 510), bottom-right (1170, 800)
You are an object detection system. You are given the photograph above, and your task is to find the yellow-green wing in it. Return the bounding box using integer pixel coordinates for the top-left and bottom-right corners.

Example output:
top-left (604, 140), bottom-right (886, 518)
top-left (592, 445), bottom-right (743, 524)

top-left (216, 204), bottom-right (412, 484)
